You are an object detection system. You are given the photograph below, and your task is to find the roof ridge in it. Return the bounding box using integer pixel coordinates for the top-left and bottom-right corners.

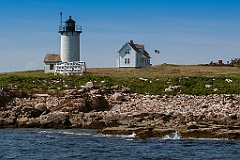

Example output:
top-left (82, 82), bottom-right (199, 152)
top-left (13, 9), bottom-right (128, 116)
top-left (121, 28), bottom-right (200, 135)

top-left (44, 53), bottom-right (61, 62)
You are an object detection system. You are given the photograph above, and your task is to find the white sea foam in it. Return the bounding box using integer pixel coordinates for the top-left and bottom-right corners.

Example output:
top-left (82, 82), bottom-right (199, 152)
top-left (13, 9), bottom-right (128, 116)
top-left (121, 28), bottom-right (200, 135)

top-left (94, 134), bottom-right (113, 138)
top-left (96, 132), bottom-right (136, 140)
top-left (38, 130), bottom-right (58, 139)
top-left (39, 130), bottom-right (93, 136)
top-left (191, 137), bottom-right (229, 141)
top-left (38, 130), bottom-right (55, 134)
top-left (119, 132), bottom-right (136, 140)
top-left (59, 131), bottom-right (92, 136)
top-left (162, 131), bottom-right (181, 140)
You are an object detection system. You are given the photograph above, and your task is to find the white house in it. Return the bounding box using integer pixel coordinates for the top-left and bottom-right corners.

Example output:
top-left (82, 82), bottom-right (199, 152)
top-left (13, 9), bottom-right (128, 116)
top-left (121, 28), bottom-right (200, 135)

top-left (117, 40), bottom-right (151, 68)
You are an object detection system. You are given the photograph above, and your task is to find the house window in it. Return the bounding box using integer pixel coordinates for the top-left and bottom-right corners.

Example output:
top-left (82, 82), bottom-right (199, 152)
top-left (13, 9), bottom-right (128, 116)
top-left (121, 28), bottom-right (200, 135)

top-left (125, 49), bottom-right (130, 54)
top-left (50, 64), bottom-right (54, 70)
top-left (125, 58), bottom-right (130, 64)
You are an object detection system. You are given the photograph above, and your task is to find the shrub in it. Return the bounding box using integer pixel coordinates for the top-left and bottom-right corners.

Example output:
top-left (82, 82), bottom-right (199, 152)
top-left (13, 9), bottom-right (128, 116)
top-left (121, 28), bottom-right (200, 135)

top-left (230, 58), bottom-right (240, 66)
top-left (1, 70), bottom-right (240, 96)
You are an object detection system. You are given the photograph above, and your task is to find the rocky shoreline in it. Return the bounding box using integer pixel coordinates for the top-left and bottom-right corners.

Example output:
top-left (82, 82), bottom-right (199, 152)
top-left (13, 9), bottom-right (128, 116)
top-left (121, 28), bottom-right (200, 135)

top-left (1, 83), bottom-right (240, 139)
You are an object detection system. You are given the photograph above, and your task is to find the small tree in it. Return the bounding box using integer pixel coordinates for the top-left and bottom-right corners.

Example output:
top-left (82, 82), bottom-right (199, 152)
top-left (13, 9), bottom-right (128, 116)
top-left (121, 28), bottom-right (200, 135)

top-left (230, 58), bottom-right (240, 65)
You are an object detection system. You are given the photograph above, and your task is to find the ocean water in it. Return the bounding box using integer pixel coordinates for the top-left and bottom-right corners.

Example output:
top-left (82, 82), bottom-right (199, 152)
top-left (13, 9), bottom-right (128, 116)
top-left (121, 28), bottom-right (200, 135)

top-left (0, 129), bottom-right (240, 160)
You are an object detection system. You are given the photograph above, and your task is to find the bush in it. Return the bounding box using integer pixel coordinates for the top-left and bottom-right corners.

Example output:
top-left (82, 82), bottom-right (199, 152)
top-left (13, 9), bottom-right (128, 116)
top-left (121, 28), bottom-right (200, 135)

top-left (230, 58), bottom-right (240, 66)
top-left (1, 70), bottom-right (240, 96)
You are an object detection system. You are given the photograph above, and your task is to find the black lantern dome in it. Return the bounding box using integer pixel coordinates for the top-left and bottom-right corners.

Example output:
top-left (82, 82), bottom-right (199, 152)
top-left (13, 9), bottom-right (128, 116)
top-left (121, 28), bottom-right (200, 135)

top-left (65, 16), bottom-right (76, 31)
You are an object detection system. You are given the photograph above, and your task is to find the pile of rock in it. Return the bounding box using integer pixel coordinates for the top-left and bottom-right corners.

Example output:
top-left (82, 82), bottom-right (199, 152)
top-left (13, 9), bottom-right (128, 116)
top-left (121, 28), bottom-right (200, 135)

top-left (1, 82), bottom-right (240, 139)
top-left (102, 93), bottom-right (240, 139)
top-left (0, 82), bottom-right (110, 128)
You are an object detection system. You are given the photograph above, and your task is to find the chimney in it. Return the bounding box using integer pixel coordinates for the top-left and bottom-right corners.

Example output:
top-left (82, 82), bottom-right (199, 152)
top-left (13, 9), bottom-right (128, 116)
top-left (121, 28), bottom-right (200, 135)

top-left (130, 40), bottom-right (133, 44)
top-left (218, 59), bottom-right (223, 64)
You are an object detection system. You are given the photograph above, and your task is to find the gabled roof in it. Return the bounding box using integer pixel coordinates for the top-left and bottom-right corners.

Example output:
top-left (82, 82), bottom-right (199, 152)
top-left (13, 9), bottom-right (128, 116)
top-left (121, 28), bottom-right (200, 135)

top-left (44, 54), bottom-right (61, 63)
top-left (135, 44), bottom-right (144, 49)
top-left (129, 40), bottom-right (150, 58)
top-left (144, 50), bottom-right (151, 58)
top-left (128, 42), bottom-right (141, 53)
top-left (117, 40), bottom-right (151, 58)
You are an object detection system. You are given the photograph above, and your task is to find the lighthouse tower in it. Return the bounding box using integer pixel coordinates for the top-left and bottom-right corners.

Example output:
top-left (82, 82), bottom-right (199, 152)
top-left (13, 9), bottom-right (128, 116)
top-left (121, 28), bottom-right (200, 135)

top-left (59, 15), bottom-right (82, 62)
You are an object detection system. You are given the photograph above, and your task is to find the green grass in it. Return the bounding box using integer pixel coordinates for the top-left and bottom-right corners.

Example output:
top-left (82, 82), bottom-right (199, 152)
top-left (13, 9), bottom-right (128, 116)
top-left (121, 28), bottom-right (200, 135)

top-left (1, 65), bottom-right (240, 96)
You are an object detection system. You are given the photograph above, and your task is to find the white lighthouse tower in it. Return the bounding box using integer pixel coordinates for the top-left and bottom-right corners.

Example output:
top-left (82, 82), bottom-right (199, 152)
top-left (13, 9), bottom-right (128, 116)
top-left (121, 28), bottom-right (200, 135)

top-left (59, 15), bottom-right (82, 62)
top-left (54, 13), bottom-right (86, 75)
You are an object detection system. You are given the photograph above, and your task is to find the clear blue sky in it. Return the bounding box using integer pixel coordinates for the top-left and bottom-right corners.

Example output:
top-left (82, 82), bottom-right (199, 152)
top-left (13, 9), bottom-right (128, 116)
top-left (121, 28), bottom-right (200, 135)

top-left (0, 0), bottom-right (239, 72)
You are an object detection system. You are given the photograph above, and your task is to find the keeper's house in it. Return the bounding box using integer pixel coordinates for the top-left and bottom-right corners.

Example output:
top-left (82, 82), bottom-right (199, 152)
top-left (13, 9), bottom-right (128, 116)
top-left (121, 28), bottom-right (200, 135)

top-left (117, 40), bottom-right (151, 68)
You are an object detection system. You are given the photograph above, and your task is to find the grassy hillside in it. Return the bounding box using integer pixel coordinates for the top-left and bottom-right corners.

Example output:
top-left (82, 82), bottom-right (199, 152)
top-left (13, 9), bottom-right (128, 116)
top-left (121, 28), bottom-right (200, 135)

top-left (87, 64), bottom-right (240, 77)
top-left (1, 65), bottom-right (240, 95)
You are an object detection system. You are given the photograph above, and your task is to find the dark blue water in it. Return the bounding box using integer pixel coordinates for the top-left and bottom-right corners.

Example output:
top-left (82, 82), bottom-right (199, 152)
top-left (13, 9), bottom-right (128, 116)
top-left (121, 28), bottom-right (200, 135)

top-left (0, 129), bottom-right (240, 160)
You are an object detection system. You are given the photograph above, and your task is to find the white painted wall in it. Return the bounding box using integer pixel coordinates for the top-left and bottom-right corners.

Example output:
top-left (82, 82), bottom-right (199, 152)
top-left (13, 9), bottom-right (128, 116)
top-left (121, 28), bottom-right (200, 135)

top-left (117, 43), bottom-right (136, 68)
top-left (55, 61), bottom-right (86, 75)
top-left (44, 63), bottom-right (56, 73)
top-left (117, 43), bottom-right (150, 68)
top-left (60, 32), bottom-right (80, 62)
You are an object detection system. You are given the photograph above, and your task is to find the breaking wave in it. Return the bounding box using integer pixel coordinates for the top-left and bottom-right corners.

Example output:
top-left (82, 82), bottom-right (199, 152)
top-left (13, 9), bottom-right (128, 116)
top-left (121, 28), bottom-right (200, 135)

top-left (162, 131), bottom-right (181, 140)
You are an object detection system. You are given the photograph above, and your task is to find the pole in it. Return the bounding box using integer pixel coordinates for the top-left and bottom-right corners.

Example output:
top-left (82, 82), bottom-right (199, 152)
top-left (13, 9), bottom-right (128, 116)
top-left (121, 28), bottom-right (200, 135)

top-left (60, 12), bottom-right (62, 27)
top-left (153, 51), bottom-right (155, 67)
